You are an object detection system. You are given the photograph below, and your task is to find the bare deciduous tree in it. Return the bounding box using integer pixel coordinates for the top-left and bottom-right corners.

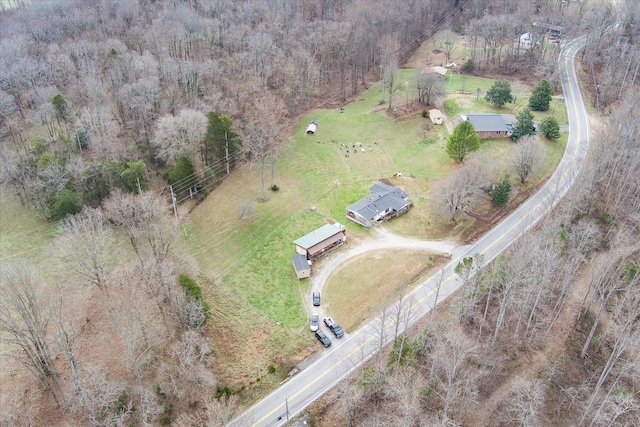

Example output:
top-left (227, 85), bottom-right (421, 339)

top-left (433, 156), bottom-right (491, 221)
top-left (151, 108), bottom-right (207, 165)
top-left (414, 70), bottom-right (445, 106)
top-left (54, 208), bottom-right (115, 291)
top-left (0, 262), bottom-right (63, 406)
top-left (501, 379), bottom-right (547, 427)
top-left (510, 135), bottom-right (546, 184)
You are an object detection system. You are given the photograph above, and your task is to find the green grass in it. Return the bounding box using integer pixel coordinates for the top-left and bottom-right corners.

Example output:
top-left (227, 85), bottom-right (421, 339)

top-left (0, 188), bottom-right (56, 265)
top-left (183, 74), bottom-right (571, 335)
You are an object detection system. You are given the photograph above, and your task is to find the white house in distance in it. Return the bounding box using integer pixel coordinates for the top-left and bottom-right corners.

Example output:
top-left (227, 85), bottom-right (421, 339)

top-left (429, 109), bottom-right (445, 125)
top-left (514, 32), bottom-right (536, 54)
top-left (293, 222), bottom-right (346, 260)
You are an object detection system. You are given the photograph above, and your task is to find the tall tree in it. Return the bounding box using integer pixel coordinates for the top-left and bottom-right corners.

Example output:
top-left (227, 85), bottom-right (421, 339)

top-left (242, 93), bottom-right (285, 200)
top-left (484, 80), bottom-right (514, 108)
top-left (510, 135), bottom-right (546, 183)
top-left (528, 78), bottom-right (554, 111)
top-left (414, 70), bottom-right (445, 106)
top-left (203, 111), bottom-right (241, 173)
top-left (0, 262), bottom-right (64, 406)
top-left (446, 120), bottom-right (480, 162)
top-left (151, 109), bottom-right (207, 165)
top-left (433, 157), bottom-right (490, 221)
top-left (511, 108), bottom-right (536, 141)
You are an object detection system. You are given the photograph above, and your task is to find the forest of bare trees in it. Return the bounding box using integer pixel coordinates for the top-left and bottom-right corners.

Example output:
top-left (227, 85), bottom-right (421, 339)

top-left (2, 0), bottom-right (640, 425)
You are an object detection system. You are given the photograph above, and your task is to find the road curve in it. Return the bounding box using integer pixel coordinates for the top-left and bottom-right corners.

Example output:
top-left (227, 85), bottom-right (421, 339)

top-left (228, 35), bottom-right (591, 427)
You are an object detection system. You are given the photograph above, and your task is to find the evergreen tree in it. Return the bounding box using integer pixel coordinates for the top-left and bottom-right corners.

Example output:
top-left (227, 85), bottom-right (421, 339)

top-left (512, 108), bottom-right (536, 141)
top-left (484, 80), bottom-right (514, 108)
top-left (163, 156), bottom-right (197, 194)
top-left (492, 175), bottom-right (511, 207)
top-left (119, 160), bottom-right (148, 193)
top-left (540, 116), bottom-right (560, 139)
top-left (446, 120), bottom-right (480, 162)
top-left (53, 189), bottom-right (82, 218)
top-left (528, 79), bottom-right (554, 111)
top-left (203, 112), bottom-right (240, 172)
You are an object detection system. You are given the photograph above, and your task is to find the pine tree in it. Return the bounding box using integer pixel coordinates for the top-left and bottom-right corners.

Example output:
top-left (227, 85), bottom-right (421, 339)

top-left (528, 79), bottom-right (553, 111)
top-left (492, 175), bottom-right (511, 207)
top-left (512, 108), bottom-right (535, 141)
top-left (446, 120), bottom-right (480, 162)
top-left (203, 112), bottom-right (240, 172)
top-left (484, 80), bottom-right (514, 108)
top-left (540, 116), bottom-right (560, 139)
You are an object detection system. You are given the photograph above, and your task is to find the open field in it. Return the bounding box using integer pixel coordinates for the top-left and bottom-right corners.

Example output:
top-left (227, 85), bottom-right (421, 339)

top-left (183, 71), bottom-right (569, 335)
top-left (0, 188), bottom-right (57, 265)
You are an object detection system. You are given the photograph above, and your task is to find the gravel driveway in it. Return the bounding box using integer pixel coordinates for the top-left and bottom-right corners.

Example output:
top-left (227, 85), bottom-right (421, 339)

top-left (305, 227), bottom-right (465, 323)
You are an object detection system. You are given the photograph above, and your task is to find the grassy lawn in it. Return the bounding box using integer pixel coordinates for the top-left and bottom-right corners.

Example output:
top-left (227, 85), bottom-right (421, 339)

top-left (322, 249), bottom-right (444, 332)
top-left (0, 188), bottom-right (57, 265)
top-left (183, 70), bottom-right (570, 338)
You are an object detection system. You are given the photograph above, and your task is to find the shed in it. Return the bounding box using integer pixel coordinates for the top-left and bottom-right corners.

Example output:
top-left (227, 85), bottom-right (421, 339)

top-left (429, 109), bottom-right (445, 125)
top-left (293, 222), bottom-right (346, 260)
top-left (292, 254), bottom-right (311, 279)
top-left (306, 119), bottom-right (318, 135)
top-left (423, 66), bottom-right (448, 78)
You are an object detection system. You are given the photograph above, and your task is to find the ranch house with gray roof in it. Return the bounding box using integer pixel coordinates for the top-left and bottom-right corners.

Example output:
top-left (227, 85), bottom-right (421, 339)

top-left (346, 182), bottom-right (413, 228)
top-left (458, 113), bottom-right (517, 139)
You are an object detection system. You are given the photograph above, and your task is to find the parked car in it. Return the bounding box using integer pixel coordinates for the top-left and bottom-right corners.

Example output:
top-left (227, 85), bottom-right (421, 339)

top-left (323, 317), bottom-right (345, 338)
top-left (315, 330), bottom-right (332, 347)
top-left (310, 314), bottom-right (319, 332)
top-left (312, 291), bottom-right (321, 306)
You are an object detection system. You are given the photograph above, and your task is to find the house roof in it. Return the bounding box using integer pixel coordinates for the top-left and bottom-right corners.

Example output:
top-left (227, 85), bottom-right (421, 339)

top-left (423, 66), bottom-right (448, 77)
top-left (292, 254), bottom-right (310, 272)
top-left (429, 109), bottom-right (445, 119)
top-left (293, 223), bottom-right (345, 249)
top-left (460, 113), bottom-right (516, 132)
top-left (347, 183), bottom-right (409, 221)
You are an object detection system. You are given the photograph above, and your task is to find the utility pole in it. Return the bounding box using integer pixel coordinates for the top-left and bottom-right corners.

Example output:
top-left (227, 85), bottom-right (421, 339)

top-left (285, 397), bottom-right (290, 424)
top-left (170, 185), bottom-right (178, 219)
top-left (225, 131), bottom-right (230, 175)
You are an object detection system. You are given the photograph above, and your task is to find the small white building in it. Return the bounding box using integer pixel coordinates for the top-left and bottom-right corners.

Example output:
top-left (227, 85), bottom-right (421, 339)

top-left (306, 119), bottom-right (318, 135)
top-left (514, 32), bottom-right (536, 54)
top-left (429, 109), bottom-right (445, 125)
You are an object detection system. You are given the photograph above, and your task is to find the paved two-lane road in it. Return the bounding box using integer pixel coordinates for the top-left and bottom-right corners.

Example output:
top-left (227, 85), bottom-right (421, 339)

top-left (229, 35), bottom-right (591, 427)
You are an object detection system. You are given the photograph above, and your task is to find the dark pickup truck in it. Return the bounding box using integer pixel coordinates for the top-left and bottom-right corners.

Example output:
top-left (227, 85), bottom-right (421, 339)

top-left (323, 317), bottom-right (344, 338)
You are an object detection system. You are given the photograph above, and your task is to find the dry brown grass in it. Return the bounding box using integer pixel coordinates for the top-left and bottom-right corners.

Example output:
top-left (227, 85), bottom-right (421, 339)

top-left (322, 249), bottom-right (447, 332)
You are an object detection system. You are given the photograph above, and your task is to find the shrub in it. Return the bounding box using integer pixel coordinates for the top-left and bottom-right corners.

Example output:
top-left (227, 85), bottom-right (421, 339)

top-left (540, 116), bottom-right (560, 139)
top-left (53, 189), bottom-right (82, 219)
top-left (267, 364), bottom-right (276, 374)
top-left (492, 175), bottom-right (511, 207)
top-left (177, 274), bottom-right (211, 329)
top-left (422, 109), bottom-right (428, 118)
top-left (461, 59), bottom-right (475, 73)
top-left (270, 184), bottom-right (279, 192)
